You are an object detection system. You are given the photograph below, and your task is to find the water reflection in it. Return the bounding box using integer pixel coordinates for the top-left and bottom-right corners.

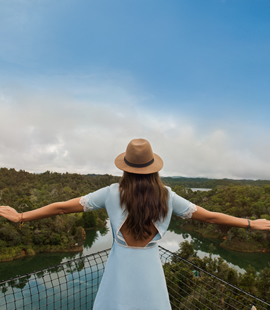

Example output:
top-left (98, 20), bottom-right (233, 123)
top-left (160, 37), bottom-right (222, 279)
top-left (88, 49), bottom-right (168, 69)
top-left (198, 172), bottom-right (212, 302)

top-left (164, 217), bottom-right (270, 273)
top-left (82, 224), bottom-right (112, 255)
top-left (0, 252), bottom-right (81, 282)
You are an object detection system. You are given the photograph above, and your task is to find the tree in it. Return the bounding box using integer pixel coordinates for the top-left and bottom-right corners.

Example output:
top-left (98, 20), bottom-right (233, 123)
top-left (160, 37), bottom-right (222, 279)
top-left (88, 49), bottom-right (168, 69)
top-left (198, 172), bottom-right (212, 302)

top-left (176, 240), bottom-right (194, 259)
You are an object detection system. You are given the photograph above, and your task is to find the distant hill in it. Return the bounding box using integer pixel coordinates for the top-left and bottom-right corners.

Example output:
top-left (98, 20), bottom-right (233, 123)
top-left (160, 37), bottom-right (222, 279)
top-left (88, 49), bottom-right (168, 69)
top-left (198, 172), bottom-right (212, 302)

top-left (161, 176), bottom-right (270, 188)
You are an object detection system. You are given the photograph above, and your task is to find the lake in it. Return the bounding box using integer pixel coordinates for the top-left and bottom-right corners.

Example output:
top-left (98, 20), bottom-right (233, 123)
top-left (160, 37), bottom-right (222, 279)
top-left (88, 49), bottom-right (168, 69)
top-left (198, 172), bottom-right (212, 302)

top-left (0, 217), bottom-right (269, 282)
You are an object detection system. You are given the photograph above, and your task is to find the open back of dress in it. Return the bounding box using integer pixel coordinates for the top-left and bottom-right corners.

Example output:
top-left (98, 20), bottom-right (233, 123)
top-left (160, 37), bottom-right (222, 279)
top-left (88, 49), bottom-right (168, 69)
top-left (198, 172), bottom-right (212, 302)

top-left (120, 220), bottom-right (159, 247)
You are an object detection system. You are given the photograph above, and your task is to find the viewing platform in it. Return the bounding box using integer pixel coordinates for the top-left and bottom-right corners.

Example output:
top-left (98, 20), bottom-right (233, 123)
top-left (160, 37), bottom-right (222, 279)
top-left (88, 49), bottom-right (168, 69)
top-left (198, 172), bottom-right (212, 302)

top-left (0, 246), bottom-right (269, 309)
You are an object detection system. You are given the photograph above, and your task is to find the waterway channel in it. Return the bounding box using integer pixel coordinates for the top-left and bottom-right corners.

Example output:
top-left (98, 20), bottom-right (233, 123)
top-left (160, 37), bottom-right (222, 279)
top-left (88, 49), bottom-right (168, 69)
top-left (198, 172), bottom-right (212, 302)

top-left (0, 216), bottom-right (269, 282)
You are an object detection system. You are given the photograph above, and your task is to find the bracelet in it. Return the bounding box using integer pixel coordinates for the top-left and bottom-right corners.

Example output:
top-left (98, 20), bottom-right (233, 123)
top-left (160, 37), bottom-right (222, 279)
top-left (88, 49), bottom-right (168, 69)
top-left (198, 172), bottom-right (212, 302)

top-left (246, 219), bottom-right (250, 237)
top-left (19, 213), bottom-right (24, 230)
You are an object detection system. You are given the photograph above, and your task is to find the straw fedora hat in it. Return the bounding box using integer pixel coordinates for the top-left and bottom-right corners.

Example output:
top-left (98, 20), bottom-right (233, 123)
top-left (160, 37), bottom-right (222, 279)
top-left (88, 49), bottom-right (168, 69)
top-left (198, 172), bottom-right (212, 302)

top-left (115, 139), bottom-right (163, 174)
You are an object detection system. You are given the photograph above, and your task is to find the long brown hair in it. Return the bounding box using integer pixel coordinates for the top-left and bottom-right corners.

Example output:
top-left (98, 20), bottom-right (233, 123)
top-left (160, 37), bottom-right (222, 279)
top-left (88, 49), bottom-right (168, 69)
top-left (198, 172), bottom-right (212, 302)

top-left (119, 171), bottom-right (168, 241)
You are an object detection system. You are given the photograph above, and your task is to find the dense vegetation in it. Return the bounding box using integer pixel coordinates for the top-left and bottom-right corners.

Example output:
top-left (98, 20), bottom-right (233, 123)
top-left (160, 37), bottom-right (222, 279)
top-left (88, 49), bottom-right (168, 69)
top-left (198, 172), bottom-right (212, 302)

top-left (164, 240), bottom-right (270, 307)
top-left (172, 185), bottom-right (270, 252)
top-left (0, 168), bottom-right (119, 261)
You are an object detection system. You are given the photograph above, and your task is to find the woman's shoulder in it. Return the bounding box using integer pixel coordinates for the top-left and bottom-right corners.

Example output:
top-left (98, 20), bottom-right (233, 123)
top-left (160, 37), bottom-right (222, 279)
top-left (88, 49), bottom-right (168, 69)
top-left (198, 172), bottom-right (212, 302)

top-left (106, 183), bottom-right (120, 196)
top-left (164, 185), bottom-right (172, 196)
top-left (94, 183), bottom-right (119, 193)
top-left (108, 183), bottom-right (120, 190)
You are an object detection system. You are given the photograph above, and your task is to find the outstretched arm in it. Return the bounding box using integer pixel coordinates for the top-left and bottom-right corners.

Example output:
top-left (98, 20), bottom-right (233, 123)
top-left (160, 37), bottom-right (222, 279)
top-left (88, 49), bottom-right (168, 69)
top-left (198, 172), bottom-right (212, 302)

top-left (191, 205), bottom-right (270, 230)
top-left (0, 198), bottom-right (83, 223)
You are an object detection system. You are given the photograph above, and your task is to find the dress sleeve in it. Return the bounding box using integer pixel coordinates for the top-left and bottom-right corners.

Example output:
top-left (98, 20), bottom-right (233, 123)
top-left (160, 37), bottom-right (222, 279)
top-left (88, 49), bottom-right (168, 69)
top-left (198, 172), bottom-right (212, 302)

top-left (172, 191), bottom-right (197, 219)
top-left (79, 186), bottom-right (109, 212)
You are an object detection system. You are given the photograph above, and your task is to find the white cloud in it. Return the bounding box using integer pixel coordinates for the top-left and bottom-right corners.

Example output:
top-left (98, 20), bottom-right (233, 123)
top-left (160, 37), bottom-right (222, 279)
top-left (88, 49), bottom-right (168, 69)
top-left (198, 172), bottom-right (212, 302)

top-left (0, 76), bottom-right (270, 180)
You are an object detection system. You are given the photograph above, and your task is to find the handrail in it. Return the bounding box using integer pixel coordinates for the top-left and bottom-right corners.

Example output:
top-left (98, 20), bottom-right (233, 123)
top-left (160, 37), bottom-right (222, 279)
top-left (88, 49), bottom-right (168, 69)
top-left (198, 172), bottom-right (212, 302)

top-left (158, 246), bottom-right (270, 309)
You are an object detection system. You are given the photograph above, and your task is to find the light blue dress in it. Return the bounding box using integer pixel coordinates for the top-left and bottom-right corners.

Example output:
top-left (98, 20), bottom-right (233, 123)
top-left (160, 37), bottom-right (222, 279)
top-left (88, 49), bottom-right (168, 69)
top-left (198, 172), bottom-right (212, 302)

top-left (79, 183), bottom-right (197, 310)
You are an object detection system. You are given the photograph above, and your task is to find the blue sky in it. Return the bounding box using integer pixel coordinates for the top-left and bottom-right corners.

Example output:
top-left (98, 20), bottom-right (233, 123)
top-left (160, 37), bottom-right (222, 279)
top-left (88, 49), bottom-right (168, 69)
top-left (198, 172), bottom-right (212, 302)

top-left (1, 0), bottom-right (270, 179)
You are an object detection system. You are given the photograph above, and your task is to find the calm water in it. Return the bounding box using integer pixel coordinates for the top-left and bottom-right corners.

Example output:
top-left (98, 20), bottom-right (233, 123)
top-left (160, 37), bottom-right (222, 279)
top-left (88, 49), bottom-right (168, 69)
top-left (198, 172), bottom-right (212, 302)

top-left (0, 217), bottom-right (269, 282)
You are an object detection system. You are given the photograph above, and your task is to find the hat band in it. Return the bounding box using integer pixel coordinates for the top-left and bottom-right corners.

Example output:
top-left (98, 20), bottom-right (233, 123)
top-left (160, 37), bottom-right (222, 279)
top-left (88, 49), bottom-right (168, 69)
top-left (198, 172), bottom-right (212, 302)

top-left (124, 157), bottom-right (154, 168)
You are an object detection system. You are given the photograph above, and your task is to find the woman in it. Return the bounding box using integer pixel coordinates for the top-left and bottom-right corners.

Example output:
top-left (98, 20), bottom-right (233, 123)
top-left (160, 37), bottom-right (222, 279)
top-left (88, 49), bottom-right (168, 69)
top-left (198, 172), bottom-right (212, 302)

top-left (1, 139), bottom-right (270, 310)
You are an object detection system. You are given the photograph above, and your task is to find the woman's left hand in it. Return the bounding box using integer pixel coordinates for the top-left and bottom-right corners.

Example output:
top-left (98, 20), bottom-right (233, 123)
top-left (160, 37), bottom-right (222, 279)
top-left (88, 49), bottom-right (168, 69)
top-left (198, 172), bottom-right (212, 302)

top-left (0, 206), bottom-right (21, 223)
top-left (251, 219), bottom-right (270, 230)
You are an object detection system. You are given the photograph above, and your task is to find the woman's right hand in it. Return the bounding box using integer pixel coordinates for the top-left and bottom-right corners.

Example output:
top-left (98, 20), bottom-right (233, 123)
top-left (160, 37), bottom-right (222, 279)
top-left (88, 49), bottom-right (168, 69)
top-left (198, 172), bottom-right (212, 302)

top-left (0, 206), bottom-right (21, 223)
top-left (1, 198), bottom-right (82, 224)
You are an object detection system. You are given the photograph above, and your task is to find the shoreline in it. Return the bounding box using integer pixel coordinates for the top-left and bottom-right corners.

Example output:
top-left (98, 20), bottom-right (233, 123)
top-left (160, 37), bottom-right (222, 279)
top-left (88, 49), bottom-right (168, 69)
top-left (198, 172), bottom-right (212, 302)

top-left (0, 245), bottom-right (83, 262)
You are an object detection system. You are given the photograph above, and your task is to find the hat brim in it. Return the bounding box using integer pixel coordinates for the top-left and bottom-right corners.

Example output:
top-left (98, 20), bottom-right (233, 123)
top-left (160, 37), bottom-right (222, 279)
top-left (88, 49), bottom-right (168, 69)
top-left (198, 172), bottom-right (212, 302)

top-left (115, 152), bottom-right (163, 174)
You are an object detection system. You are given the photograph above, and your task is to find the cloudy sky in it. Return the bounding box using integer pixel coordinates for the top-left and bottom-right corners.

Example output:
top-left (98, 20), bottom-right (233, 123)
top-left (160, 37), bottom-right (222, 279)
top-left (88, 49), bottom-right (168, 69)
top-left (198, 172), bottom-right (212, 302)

top-left (0, 0), bottom-right (270, 179)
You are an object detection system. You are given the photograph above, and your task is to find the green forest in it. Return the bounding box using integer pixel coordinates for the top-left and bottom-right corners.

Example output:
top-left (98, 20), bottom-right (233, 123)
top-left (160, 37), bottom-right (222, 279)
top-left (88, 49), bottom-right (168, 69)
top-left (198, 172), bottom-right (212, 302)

top-left (0, 168), bottom-right (270, 262)
top-left (171, 185), bottom-right (270, 253)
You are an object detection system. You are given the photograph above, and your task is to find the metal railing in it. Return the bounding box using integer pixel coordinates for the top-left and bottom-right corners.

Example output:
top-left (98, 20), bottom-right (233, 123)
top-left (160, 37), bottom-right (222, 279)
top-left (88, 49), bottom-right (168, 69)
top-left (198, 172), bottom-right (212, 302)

top-left (0, 247), bottom-right (269, 310)
top-left (159, 246), bottom-right (270, 310)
